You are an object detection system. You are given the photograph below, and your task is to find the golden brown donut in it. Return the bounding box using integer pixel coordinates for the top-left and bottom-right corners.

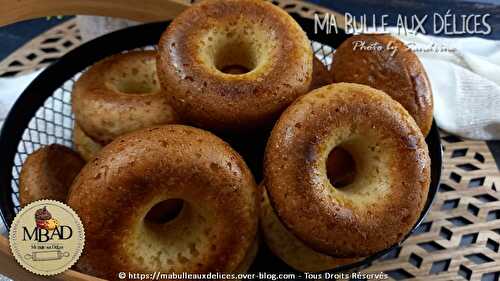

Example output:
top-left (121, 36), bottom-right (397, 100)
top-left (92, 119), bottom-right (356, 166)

top-left (157, 0), bottom-right (313, 132)
top-left (331, 34), bottom-right (433, 136)
top-left (72, 50), bottom-right (178, 144)
top-left (67, 125), bottom-right (259, 279)
top-left (73, 123), bottom-right (103, 161)
top-left (235, 237), bottom-right (258, 273)
top-left (19, 144), bottom-right (84, 206)
top-left (260, 186), bottom-right (358, 271)
top-left (264, 83), bottom-right (430, 257)
top-left (310, 57), bottom-right (332, 91)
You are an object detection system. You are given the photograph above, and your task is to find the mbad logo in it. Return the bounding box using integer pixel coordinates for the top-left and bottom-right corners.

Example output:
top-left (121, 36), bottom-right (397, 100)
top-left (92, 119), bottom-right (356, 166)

top-left (22, 206), bottom-right (73, 242)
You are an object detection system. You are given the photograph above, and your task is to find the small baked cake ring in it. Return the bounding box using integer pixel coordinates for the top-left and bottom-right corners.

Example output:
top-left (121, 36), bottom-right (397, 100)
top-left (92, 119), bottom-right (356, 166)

top-left (19, 144), bottom-right (84, 206)
top-left (157, 0), bottom-right (313, 132)
top-left (264, 83), bottom-right (431, 257)
top-left (310, 57), bottom-right (332, 91)
top-left (331, 34), bottom-right (433, 136)
top-left (67, 125), bottom-right (259, 278)
top-left (260, 186), bottom-right (358, 271)
top-left (73, 123), bottom-right (103, 161)
top-left (72, 50), bottom-right (178, 144)
top-left (235, 236), bottom-right (259, 273)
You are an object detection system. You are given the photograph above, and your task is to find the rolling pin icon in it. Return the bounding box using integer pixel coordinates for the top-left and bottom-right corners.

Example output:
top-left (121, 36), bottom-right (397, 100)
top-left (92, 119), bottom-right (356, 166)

top-left (24, 250), bottom-right (70, 261)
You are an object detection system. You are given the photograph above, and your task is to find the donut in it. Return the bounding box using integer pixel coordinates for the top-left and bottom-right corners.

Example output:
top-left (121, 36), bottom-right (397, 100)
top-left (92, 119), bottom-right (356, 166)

top-left (67, 125), bottom-right (259, 278)
top-left (73, 123), bottom-right (103, 161)
top-left (331, 34), bottom-right (433, 136)
top-left (260, 186), bottom-right (358, 271)
top-left (19, 144), bottom-right (84, 206)
top-left (157, 0), bottom-right (313, 132)
top-left (72, 50), bottom-right (178, 144)
top-left (310, 57), bottom-right (332, 91)
top-left (264, 83), bottom-right (430, 257)
top-left (235, 237), bottom-right (259, 273)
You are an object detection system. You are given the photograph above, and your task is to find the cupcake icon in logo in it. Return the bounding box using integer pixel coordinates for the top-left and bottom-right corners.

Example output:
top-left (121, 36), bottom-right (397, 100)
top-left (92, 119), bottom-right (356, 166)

top-left (9, 200), bottom-right (85, 275)
top-left (35, 206), bottom-right (59, 230)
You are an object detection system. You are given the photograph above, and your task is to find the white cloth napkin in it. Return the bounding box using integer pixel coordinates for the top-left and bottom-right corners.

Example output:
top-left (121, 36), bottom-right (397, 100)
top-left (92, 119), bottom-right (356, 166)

top-left (0, 70), bottom-right (42, 129)
top-left (392, 31), bottom-right (500, 140)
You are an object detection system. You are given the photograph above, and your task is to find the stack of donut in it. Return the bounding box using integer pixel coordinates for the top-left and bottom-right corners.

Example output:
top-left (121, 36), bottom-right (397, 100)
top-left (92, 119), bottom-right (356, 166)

top-left (18, 0), bottom-right (433, 278)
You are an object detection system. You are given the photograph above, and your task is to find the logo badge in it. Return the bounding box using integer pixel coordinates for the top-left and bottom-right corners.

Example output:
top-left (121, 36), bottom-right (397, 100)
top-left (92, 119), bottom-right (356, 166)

top-left (9, 200), bottom-right (85, 275)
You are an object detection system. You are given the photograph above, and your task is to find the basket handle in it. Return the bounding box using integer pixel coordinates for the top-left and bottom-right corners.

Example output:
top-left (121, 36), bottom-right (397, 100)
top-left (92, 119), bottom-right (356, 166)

top-left (0, 0), bottom-right (191, 27)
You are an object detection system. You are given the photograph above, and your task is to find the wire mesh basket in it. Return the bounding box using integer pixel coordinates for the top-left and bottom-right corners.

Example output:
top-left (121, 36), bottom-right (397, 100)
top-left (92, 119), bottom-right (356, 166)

top-left (0, 16), bottom-right (442, 274)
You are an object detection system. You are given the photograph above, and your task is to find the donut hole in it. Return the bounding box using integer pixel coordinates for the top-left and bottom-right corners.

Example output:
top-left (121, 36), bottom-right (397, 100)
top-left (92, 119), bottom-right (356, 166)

top-left (199, 24), bottom-right (276, 76)
top-left (326, 147), bottom-right (357, 188)
top-left (325, 137), bottom-right (391, 201)
top-left (214, 42), bottom-right (256, 75)
top-left (220, 64), bottom-right (251, 75)
top-left (132, 202), bottom-right (215, 270)
top-left (108, 59), bottom-right (161, 94)
top-left (145, 199), bottom-right (184, 224)
top-left (115, 80), bottom-right (156, 94)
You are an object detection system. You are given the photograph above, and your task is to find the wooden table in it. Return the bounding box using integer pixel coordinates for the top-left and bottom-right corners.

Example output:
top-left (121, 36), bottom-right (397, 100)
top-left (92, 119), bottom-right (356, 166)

top-left (0, 1), bottom-right (499, 280)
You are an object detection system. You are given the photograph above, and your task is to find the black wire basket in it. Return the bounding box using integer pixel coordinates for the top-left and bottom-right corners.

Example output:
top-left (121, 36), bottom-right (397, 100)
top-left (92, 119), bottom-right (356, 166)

top-left (0, 13), bottom-right (442, 275)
